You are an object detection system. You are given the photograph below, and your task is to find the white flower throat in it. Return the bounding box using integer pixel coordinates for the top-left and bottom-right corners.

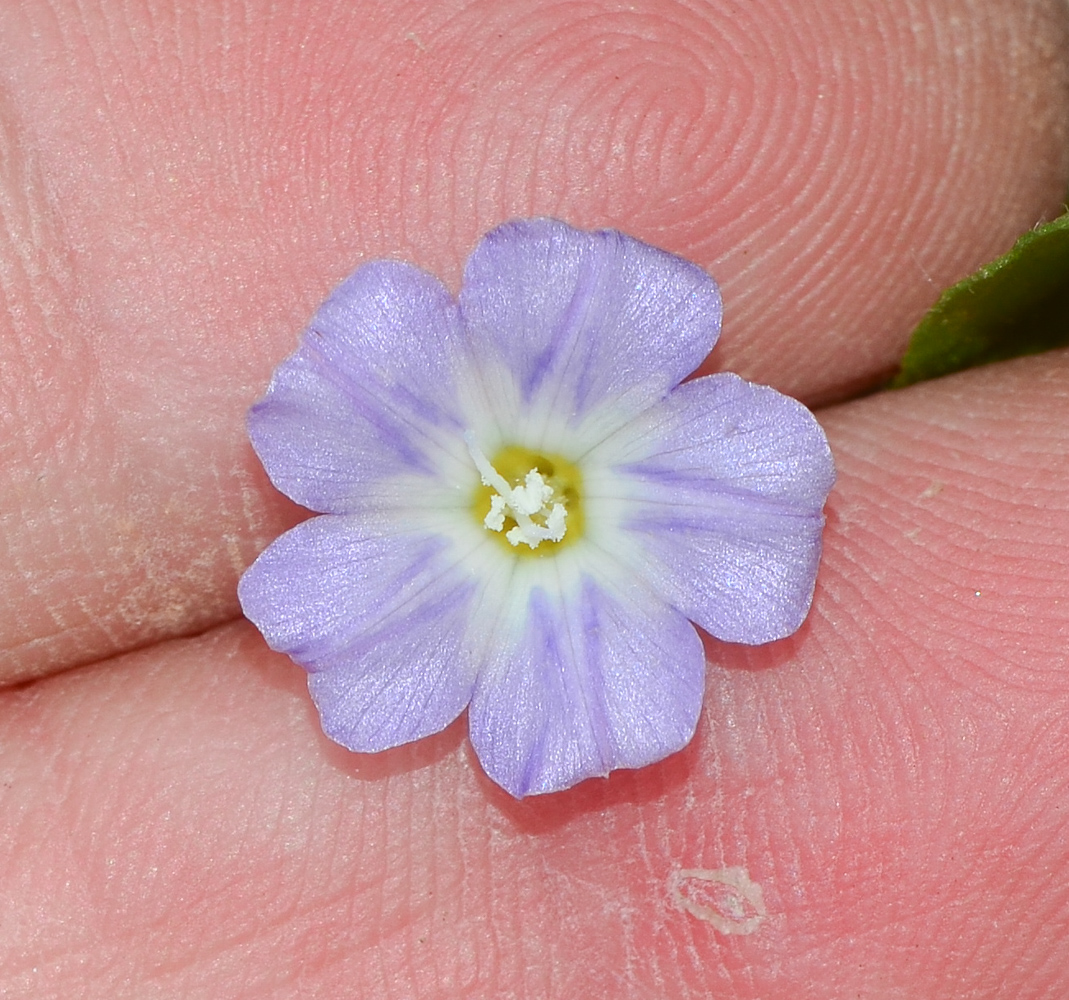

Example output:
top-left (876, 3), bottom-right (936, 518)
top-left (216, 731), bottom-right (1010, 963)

top-left (465, 434), bottom-right (568, 549)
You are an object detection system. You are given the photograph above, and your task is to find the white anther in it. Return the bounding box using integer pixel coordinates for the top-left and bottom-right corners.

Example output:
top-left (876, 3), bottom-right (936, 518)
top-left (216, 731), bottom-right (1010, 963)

top-left (465, 433), bottom-right (568, 549)
top-left (484, 494), bottom-right (507, 532)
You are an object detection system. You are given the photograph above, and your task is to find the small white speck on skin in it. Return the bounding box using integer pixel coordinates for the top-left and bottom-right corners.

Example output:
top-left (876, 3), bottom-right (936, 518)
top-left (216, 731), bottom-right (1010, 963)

top-left (668, 867), bottom-right (767, 935)
top-left (918, 480), bottom-right (945, 500)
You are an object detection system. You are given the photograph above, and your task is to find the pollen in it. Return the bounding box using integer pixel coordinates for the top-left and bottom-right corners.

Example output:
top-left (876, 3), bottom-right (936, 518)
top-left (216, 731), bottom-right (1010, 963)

top-left (465, 434), bottom-right (583, 555)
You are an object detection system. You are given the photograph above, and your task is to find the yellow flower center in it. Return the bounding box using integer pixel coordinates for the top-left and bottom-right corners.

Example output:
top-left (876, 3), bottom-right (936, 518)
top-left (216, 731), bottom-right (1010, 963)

top-left (466, 437), bottom-right (583, 557)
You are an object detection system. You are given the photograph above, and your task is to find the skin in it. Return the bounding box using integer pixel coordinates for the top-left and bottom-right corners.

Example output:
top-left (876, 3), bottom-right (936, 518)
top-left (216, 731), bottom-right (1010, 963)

top-left (1, 0), bottom-right (1068, 995)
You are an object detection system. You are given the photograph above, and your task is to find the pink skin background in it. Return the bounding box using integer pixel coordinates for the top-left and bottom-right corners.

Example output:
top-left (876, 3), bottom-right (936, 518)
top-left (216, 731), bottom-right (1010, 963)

top-left (1, 0), bottom-right (1068, 996)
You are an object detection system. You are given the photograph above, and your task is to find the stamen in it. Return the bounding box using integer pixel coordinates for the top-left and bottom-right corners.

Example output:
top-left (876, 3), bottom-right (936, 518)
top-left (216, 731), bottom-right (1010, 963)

top-left (465, 433), bottom-right (568, 549)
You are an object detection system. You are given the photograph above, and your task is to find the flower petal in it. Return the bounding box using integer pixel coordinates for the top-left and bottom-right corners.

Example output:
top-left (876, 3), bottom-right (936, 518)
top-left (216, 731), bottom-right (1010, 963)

top-left (598, 374), bottom-right (835, 644)
top-left (459, 219), bottom-right (721, 429)
top-left (238, 515), bottom-right (481, 751)
top-left (248, 261), bottom-right (469, 513)
top-left (468, 564), bottom-right (705, 797)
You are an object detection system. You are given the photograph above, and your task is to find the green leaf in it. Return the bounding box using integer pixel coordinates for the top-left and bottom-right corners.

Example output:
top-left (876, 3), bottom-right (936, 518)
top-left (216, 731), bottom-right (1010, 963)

top-left (891, 211), bottom-right (1069, 388)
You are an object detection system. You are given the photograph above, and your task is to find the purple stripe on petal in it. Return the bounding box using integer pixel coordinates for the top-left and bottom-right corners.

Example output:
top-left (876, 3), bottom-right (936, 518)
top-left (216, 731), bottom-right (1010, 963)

top-left (238, 514), bottom-right (481, 751)
top-left (459, 218), bottom-right (722, 423)
top-left (468, 572), bottom-right (705, 798)
top-left (625, 492), bottom-right (826, 643)
top-left (248, 261), bottom-right (468, 513)
top-left (601, 373), bottom-right (836, 504)
top-left (606, 374), bottom-right (835, 644)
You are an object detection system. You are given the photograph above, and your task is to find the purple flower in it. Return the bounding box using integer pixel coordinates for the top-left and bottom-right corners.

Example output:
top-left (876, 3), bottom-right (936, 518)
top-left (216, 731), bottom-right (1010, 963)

top-left (239, 219), bottom-right (835, 797)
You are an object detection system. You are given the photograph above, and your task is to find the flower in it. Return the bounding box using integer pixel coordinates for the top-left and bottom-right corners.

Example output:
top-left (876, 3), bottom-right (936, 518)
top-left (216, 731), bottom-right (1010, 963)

top-left (238, 218), bottom-right (835, 798)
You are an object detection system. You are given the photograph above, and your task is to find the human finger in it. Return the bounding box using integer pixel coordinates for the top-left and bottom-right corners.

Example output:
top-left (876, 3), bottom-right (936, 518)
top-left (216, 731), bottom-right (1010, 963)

top-left (0, 0), bottom-right (1065, 683)
top-left (2, 349), bottom-right (1068, 997)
